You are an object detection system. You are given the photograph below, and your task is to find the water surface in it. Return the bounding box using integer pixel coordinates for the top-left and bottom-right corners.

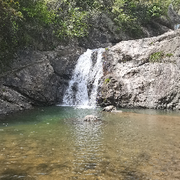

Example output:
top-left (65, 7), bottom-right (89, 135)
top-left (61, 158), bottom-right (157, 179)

top-left (0, 107), bottom-right (180, 180)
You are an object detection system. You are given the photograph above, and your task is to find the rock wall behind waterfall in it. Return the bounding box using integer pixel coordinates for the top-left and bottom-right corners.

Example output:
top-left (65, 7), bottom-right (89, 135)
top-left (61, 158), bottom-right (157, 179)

top-left (0, 45), bottom-right (85, 115)
top-left (98, 29), bottom-right (180, 110)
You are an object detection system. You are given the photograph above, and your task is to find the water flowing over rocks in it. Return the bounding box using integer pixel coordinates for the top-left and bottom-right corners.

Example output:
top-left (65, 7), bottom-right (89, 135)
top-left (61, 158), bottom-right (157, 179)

top-left (63, 48), bottom-right (104, 107)
top-left (98, 29), bottom-right (180, 110)
top-left (1, 29), bottom-right (180, 115)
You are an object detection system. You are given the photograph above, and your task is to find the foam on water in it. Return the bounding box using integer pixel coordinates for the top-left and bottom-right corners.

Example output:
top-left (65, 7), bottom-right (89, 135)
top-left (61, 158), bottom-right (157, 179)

top-left (62, 48), bottom-right (105, 108)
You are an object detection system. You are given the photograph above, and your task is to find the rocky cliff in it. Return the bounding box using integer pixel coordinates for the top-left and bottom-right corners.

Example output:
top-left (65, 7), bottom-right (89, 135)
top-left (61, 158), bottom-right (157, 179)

top-left (0, 45), bottom-right (85, 115)
top-left (1, 29), bottom-right (180, 115)
top-left (98, 29), bottom-right (180, 110)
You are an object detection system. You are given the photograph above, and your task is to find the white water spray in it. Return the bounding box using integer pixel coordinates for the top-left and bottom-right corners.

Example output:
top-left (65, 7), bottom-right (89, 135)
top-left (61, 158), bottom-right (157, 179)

top-left (63, 48), bottom-right (105, 108)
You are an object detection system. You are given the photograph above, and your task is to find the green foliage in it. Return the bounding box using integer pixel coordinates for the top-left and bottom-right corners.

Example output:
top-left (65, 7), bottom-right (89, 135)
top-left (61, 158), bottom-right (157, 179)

top-left (148, 4), bottom-right (162, 17)
top-left (166, 53), bottom-right (173, 57)
top-left (104, 78), bottom-right (110, 84)
top-left (171, 0), bottom-right (180, 11)
top-left (0, 0), bottom-right (178, 70)
top-left (149, 51), bottom-right (164, 63)
top-left (110, 0), bottom-right (170, 37)
top-left (0, 0), bottom-right (90, 70)
top-left (55, 4), bottom-right (88, 39)
top-left (19, 0), bottom-right (55, 25)
top-left (0, 0), bottom-right (22, 68)
top-left (149, 51), bottom-right (174, 63)
top-left (149, 41), bottom-right (154, 45)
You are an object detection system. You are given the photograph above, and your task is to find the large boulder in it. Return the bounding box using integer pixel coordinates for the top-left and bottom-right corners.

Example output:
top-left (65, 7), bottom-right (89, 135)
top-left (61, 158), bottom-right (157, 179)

top-left (98, 29), bottom-right (180, 110)
top-left (2, 51), bottom-right (57, 106)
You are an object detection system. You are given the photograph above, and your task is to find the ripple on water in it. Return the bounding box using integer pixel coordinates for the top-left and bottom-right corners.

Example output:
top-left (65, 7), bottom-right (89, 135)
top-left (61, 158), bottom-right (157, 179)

top-left (0, 107), bottom-right (180, 180)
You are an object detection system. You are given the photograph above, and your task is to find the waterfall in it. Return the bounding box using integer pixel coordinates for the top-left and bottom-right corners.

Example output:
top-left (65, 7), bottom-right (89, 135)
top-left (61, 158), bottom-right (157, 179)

top-left (63, 48), bottom-right (105, 108)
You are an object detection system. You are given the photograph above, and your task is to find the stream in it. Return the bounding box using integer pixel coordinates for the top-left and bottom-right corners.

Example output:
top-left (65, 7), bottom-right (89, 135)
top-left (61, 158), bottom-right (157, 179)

top-left (0, 106), bottom-right (180, 180)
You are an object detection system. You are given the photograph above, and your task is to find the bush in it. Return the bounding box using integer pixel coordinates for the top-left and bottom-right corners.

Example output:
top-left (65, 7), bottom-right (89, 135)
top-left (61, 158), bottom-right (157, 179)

top-left (149, 51), bottom-right (164, 63)
top-left (111, 0), bottom-right (168, 37)
top-left (0, 0), bottom-right (177, 71)
top-left (0, 0), bottom-right (89, 70)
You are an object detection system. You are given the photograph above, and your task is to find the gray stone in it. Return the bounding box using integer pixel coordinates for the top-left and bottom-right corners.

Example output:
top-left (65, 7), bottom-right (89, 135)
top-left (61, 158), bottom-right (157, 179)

top-left (98, 29), bottom-right (180, 110)
top-left (102, 105), bottom-right (116, 112)
top-left (83, 115), bottom-right (101, 122)
top-left (168, 4), bottom-right (180, 28)
top-left (0, 46), bottom-right (85, 115)
top-left (1, 28), bottom-right (180, 115)
top-left (0, 85), bottom-right (32, 115)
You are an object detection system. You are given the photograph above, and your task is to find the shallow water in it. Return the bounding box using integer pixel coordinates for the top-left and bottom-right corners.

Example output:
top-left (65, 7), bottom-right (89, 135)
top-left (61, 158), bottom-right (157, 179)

top-left (0, 107), bottom-right (180, 180)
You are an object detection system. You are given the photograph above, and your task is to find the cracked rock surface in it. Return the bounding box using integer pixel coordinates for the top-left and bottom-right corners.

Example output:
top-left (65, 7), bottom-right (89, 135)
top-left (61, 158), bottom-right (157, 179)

top-left (98, 30), bottom-right (180, 110)
top-left (0, 46), bottom-right (85, 115)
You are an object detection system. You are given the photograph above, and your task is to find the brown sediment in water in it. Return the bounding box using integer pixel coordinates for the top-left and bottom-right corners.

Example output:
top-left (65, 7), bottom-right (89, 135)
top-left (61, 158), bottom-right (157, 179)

top-left (0, 107), bottom-right (179, 180)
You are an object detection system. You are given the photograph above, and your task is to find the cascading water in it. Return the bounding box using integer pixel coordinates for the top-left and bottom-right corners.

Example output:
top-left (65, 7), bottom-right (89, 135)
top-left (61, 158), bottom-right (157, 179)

top-left (63, 48), bottom-right (105, 108)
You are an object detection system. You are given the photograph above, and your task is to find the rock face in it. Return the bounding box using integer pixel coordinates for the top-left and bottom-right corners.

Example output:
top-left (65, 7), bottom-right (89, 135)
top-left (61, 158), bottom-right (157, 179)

top-left (168, 4), bottom-right (180, 29)
top-left (0, 45), bottom-right (85, 115)
top-left (0, 85), bottom-right (32, 115)
top-left (98, 29), bottom-right (180, 110)
top-left (1, 29), bottom-right (180, 115)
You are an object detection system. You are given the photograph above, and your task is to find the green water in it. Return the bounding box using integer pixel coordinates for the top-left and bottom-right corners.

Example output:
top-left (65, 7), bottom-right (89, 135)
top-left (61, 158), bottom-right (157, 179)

top-left (0, 107), bottom-right (180, 180)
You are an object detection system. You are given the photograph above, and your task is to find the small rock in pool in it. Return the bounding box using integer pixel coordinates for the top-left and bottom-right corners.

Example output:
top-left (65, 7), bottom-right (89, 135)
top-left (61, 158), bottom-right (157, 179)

top-left (83, 115), bottom-right (101, 122)
top-left (102, 105), bottom-right (116, 112)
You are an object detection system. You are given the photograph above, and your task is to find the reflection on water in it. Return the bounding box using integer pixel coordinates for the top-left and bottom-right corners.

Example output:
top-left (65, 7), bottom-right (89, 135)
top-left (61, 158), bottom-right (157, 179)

top-left (0, 107), bottom-right (180, 180)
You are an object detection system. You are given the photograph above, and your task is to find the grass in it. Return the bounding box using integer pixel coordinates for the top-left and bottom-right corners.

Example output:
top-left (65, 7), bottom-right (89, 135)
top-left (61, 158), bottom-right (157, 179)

top-left (104, 78), bottom-right (110, 84)
top-left (149, 51), bottom-right (164, 63)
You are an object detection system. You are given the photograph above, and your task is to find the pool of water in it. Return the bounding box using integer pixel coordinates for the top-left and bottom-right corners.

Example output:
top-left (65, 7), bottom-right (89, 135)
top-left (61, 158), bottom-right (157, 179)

top-left (0, 107), bottom-right (180, 180)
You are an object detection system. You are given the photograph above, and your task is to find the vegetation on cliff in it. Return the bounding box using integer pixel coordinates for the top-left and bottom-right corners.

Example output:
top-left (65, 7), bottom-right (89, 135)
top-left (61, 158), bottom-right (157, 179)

top-left (0, 0), bottom-right (180, 70)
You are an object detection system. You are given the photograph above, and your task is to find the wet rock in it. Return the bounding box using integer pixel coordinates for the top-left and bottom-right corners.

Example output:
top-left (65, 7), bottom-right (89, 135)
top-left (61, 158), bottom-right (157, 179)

top-left (102, 105), bottom-right (116, 112)
top-left (83, 115), bottom-right (101, 122)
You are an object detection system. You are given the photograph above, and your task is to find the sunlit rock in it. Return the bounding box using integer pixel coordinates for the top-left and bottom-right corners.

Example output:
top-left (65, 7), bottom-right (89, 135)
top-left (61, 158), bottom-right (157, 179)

top-left (102, 105), bottom-right (116, 112)
top-left (98, 30), bottom-right (180, 110)
top-left (83, 115), bottom-right (101, 122)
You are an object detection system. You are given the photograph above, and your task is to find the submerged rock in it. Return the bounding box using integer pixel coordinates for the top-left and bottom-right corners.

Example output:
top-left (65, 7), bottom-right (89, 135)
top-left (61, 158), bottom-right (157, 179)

top-left (83, 115), bottom-right (101, 122)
